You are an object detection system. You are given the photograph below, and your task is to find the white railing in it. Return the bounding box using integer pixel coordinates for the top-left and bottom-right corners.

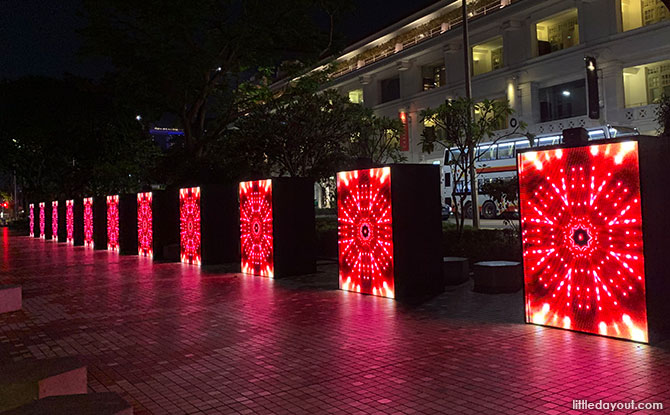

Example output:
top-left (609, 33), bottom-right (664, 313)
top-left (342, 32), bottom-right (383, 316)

top-left (331, 0), bottom-right (516, 79)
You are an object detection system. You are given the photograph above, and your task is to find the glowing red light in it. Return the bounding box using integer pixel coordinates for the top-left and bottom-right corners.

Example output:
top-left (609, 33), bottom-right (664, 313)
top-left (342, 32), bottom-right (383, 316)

top-left (137, 192), bottom-right (153, 257)
top-left (29, 204), bottom-right (35, 237)
top-left (518, 141), bottom-right (647, 342)
top-left (107, 195), bottom-right (120, 251)
top-left (83, 197), bottom-right (94, 248)
top-left (239, 180), bottom-right (273, 277)
top-left (66, 200), bottom-right (74, 244)
top-left (180, 187), bottom-right (201, 265)
top-left (52, 201), bottom-right (58, 241)
top-left (337, 167), bottom-right (394, 298)
top-left (39, 203), bottom-right (46, 239)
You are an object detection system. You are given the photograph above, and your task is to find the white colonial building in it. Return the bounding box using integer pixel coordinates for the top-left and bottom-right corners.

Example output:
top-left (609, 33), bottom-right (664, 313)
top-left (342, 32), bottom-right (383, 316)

top-left (319, 0), bottom-right (670, 165)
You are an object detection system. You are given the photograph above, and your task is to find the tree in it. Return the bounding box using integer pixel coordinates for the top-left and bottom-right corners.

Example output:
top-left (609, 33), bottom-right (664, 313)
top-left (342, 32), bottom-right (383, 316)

top-left (0, 76), bottom-right (159, 203)
top-left (420, 97), bottom-right (526, 235)
top-left (656, 94), bottom-right (670, 138)
top-left (80, 0), bottom-right (352, 184)
top-left (231, 70), bottom-right (406, 182)
top-left (348, 106), bottom-right (407, 165)
top-left (230, 72), bottom-right (361, 181)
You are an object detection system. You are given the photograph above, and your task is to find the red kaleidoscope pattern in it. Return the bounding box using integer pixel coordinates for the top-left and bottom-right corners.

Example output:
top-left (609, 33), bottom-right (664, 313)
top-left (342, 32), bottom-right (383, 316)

top-left (137, 192), bottom-right (153, 257)
top-left (518, 141), bottom-right (648, 342)
top-left (66, 200), bottom-right (74, 244)
top-left (52, 201), bottom-right (58, 241)
top-left (29, 204), bottom-right (34, 237)
top-left (107, 195), bottom-right (120, 251)
top-left (239, 180), bottom-right (273, 278)
top-left (337, 167), bottom-right (394, 298)
top-left (83, 197), bottom-right (94, 248)
top-left (39, 203), bottom-right (46, 239)
top-left (180, 187), bottom-right (201, 265)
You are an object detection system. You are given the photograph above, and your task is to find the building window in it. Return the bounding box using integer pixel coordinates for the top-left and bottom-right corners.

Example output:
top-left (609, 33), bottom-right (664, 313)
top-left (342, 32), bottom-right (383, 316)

top-left (624, 59), bottom-right (670, 107)
top-left (621, 0), bottom-right (670, 31)
top-left (380, 77), bottom-right (400, 103)
top-left (421, 63), bottom-right (446, 91)
top-left (539, 79), bottom-right (587, 122)
top-left (348, 89), bottom-right (364, 104)
top-left (536, 9), bottom-right (579, 56)
top-left (472, 37), bottom-right (503, 76)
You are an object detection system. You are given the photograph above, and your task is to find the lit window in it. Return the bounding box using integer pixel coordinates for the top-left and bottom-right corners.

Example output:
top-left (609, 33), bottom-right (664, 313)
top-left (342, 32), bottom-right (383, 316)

top-left (621, 0), bottom-right (669, 31)
top-left (623, 59), bottom-right (670, 107)
top-left (421, 63), bottom-right (446, 91)
top-left (348, 89), bottom-right (364, 104)
top-left (472, 37), bottom-right (503, 76)
top-left (536, 9), bottom-right (579, 56)
top-left (539, 79), bottom-right (587, 122)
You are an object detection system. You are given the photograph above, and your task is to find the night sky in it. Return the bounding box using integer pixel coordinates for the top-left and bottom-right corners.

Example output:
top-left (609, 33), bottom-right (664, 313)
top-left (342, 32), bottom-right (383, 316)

top-left (1, 0), bottom-right (437, 80)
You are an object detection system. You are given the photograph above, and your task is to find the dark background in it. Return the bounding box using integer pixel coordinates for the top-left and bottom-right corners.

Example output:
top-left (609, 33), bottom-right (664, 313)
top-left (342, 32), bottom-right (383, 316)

top-left (1, 0), bottom-right (437, 79)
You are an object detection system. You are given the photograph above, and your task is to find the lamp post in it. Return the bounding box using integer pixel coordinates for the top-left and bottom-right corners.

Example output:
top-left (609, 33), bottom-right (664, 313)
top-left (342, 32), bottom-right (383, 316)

top-left (462, 0), bottom-right (480, 229)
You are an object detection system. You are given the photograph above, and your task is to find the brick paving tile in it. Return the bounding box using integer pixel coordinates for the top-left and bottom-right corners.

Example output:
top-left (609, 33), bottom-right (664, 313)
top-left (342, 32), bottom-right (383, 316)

top-left (1, 229), bottom-right (669, 414)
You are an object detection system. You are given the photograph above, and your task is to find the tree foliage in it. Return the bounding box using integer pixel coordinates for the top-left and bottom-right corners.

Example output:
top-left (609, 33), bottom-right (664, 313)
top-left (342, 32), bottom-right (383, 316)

top-left (230, 72), bottom-right (405, 181)
top-left (0, 76), bottom-right (159, 203)
top-left (80, 0), bottom-right (352, 184)
top-left (420, 97), bottom-right (525, 235)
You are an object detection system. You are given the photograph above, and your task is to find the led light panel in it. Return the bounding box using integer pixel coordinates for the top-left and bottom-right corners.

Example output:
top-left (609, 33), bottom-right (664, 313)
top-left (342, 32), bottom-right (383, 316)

top-left (337, 167), bottom-right (394, 298)
top-left (107, 195), bottom-right (120, 251)
top-left (239, 180), bottom-right (274, 277)
top-left (518, 141), bottom-right (647, 342)
top-left (39, 202), bottom-right (46, 238)
top-left (52, 201), bottom-right (58, 241)
top-left (137, 192), bottom-right (153, 257)
top-left (29, 204), bottom-right (35, 237)
top-left (66, 200), bottom-right (74, 244)
top-left (83, 197), bottom-right (94, 248)
top-left (180, 187), bottom-right (201, 265)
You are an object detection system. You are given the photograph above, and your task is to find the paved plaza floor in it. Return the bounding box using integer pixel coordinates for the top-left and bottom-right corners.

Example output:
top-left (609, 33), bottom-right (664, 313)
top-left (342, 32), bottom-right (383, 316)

top-left (1, 228), bottom-right (669, 414)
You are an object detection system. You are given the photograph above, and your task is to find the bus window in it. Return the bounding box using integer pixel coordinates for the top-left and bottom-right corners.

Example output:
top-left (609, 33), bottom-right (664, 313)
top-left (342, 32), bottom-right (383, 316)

top-left (497, 142), bottom-right (515, 159)
top-left (608, 126), bottom-right (638, 138)
top-left (444, 172), bottom-right (451, 187)
top-left (537, 136), bottom-right (560, 147)
top-left (514, 140), bottom-right (530, 153)
top-left (447, 149), bottom-right (462, 164)
top-left (476, 145), bottom-right (497, 161)
top-left (455, 180), bottom-right (470, 194)
top-left (588, 129), bottom-right (606, 140)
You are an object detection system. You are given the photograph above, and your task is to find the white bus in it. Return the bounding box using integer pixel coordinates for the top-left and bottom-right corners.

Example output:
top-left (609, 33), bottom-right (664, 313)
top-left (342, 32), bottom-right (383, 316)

top-left (441, 125), bottom-right (639, 219)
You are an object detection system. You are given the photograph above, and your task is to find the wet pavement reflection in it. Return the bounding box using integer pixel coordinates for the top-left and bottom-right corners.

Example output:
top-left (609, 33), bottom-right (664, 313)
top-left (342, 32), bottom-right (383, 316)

top-left (1, 232), bottom-right (669, 414)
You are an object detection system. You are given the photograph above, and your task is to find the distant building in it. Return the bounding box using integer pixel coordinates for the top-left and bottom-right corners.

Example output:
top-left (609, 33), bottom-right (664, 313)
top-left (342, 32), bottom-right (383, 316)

top-left (302, 0), bottom-right (670, 165)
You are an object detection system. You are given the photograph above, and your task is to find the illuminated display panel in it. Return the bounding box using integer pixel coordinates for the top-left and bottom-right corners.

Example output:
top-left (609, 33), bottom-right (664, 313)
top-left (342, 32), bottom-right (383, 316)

top-left (83, 197), bottom-right (94, 248)
top-left (107, 195), bottom-right (120, 251)
top-left (52, 201), bottom-right (58, 241)
top-left (180, 187), bottom-right (201, 265)
top-left (66, 200), bottom-right (74, 243)
top-left (518, 141), bottom-right (647, 342)
top-left (337, 168), bottom-right (394, 298)
top-left (239, 180), bottom-right (273, 277)
top-left (29, 204), bottom-right (35, 237)
top-left (137, 192), bottom-right (153, 257)
top-left (39, 203), bottom-right (46, 238)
